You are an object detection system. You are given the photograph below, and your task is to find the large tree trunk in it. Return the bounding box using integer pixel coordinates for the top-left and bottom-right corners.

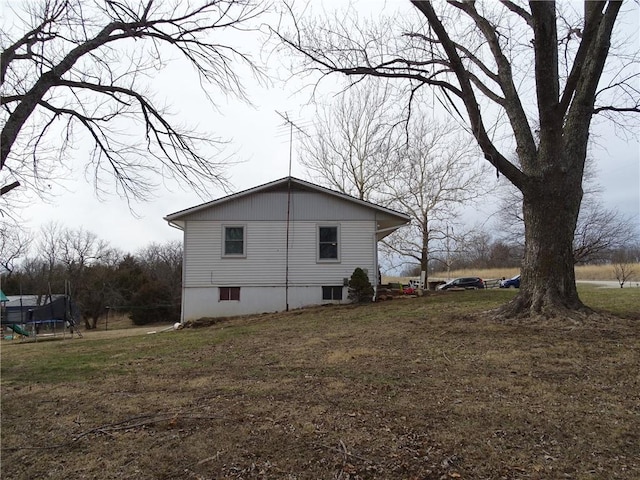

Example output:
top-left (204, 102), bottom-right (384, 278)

top-left (499, 160), bottom-right (589, 318)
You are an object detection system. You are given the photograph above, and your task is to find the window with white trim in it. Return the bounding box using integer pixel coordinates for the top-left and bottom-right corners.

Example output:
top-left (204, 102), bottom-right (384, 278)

top-left (318, 225), bottom-right (339, 261)
top-left (223, 226), bottom-right (245, 257)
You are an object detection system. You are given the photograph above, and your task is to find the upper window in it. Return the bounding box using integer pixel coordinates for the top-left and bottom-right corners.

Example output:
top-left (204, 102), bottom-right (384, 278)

top-left (223, 226), bottom-right (245, 256)
top-left (318, 226), bottom-right (339, 261)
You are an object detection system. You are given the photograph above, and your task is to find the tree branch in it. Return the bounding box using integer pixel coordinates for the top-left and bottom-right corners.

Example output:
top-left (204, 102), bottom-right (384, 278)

top-left (0, 1), bottom-right (66, 84)
top-left (593, 105), bottom-right (640, 114)
top-left (499, 0), bottom-right (533, 26)
top-left (411, 1), bottom-right (526, 188)
top-left (557, 3), bottom-right (604, 116)
top-left (563, 1), bottom-right (623, 163)
top-left (1, 0), bottom-right (264, 202)
top-left (447, 0), bottom-right (537, 170)
top-left (0, 181), bottom-right (20, 196)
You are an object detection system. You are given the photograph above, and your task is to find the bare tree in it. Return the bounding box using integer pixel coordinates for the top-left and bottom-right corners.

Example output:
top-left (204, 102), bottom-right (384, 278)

top-left (381, 118), bottom-right (490, 284)
top-left (32, 223), bottom-right (121, 327)
top-left (278, 1), bottom-right (640, 318)
top-left (613, 261), bottom-right (635, 288)
top-left (0, 220), bottom-right (33, 276)
top-left (136, 240), bottom-right (182, 290)
top-left (299, 80), bottom-right (397, 201)
top-left (38, 221), bottom-right (64, 275)
top-left (298, 81), bottom-right (489, 282)
top-left (573, 201), bottom-right (636, 264)
top-left (36, 223), bottom-right (114, 298)
top-left (56, 226), bottom-right (112, 271)
top-left (1, 0), bottom-right (267, 206)
top-left (612, 246), bottom-right (638, 288)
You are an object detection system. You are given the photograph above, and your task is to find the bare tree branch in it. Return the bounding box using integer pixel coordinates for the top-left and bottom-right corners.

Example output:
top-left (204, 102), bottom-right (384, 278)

top-left (1, 0), bottom-right (268, 203)
top-left (498, 1), bottom-right (533, 27)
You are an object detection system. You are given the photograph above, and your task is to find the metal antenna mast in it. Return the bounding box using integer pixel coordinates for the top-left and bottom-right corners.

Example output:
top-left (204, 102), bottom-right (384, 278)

top-left (276, 111), bottom-right (309, 177)
top-left (275, 111), bottom-right (309, 312)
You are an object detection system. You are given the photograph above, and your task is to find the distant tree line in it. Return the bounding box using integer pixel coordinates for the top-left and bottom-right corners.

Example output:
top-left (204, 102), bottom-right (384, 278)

top-left (1, 222), bottom-right (181, 328)
top-left (401, 232), bottom-right (640, 277)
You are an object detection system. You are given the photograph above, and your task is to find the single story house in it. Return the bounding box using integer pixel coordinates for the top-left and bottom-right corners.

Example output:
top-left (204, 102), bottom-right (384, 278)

top-left (164, 177), bottom-right (410, 322)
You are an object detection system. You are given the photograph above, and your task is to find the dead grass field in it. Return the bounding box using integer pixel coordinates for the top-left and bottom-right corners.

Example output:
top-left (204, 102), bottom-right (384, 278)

top-left (1, 287), bottom-right (639, 479)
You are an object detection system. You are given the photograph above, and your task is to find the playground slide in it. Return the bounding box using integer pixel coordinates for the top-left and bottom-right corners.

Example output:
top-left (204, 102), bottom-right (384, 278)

top-left (8, 324), bottom-right (30, 336)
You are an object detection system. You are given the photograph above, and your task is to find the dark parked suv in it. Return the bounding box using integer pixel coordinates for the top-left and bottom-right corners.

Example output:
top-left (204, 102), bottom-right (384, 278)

top-left (438, 277), bottom-right (485, 290)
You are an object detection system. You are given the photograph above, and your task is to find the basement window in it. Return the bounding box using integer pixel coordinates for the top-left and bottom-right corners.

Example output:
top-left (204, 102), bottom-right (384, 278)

top-left (322, 286), bottom-right (343, 301)
top-left (219, 287), bottom-right (240, 301)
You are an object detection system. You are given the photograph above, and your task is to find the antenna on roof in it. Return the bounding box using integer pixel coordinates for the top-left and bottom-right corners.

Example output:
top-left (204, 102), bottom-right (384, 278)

top-left (276, 111), bottom-right (309, 312)
top-left (276, 111), bottom-right (309, 177)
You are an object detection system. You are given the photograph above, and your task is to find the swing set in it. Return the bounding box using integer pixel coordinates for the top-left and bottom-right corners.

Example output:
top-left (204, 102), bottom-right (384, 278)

top-left (1, 282), bottom-right (83, 342)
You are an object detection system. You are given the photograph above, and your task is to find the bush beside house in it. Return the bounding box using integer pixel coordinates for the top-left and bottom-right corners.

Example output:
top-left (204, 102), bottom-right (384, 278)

top-left (348, 268), bottom-right (374, 303)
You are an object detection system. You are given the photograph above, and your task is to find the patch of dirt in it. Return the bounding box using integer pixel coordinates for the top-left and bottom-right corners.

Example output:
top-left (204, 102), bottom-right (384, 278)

top-left (2, 298), bottom-right (639, 479)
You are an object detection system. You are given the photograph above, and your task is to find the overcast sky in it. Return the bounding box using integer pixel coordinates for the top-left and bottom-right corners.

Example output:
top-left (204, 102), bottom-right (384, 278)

top-left (6, 0), bottom-right (640, 257)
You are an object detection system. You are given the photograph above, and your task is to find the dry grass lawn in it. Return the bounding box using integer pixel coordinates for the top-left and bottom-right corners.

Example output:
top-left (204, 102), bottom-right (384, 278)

top-left (1, 287), bottom-right (639, 479)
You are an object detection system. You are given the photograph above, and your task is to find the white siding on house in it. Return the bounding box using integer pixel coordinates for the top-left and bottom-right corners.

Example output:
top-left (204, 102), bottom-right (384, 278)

top-left (287, 221), bottom-right (376, 285)
top-left (184, 221), bottom-right (287, 287)
top-left (183, 220), bottom-right (377, 288)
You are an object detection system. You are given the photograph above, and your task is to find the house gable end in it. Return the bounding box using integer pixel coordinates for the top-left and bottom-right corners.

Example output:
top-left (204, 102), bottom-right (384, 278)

top-left (174, 190), bottom-right (383, 223)
top-left (165, 177), bottom-right (410, 229)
